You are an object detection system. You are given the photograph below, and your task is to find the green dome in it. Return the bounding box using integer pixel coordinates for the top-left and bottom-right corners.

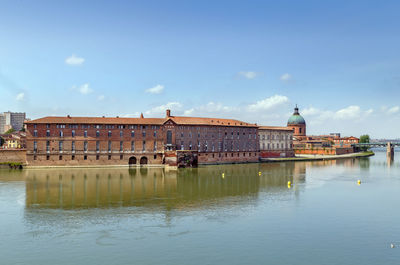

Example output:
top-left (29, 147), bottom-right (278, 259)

top-left (287, 106), bottom-right (306, 125)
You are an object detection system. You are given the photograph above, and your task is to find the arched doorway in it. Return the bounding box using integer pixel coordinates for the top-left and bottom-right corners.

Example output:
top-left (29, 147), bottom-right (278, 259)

top-left (140, 156), bottom-right (148, 165)
top-left (129, 156), bottom-right (137, 166)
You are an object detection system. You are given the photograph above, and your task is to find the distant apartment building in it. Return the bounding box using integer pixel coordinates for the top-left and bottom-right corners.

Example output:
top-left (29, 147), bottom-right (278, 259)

top-left (258, 126), bottom-right (294, 159)
top-left (0, 112), bottom-right (26, 133)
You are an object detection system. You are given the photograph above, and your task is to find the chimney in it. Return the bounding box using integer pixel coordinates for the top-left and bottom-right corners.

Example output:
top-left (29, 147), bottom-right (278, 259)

top-left (67, 115), bottom-right (71, 118)
top-left (166, 109), bottom-right (171, 118)
top-left (140, 113), bottom-right (144, 119)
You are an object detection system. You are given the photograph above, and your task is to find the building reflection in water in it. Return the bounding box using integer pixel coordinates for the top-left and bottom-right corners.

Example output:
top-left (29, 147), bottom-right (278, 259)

top-left (25, 163), bottom-right (308, 210)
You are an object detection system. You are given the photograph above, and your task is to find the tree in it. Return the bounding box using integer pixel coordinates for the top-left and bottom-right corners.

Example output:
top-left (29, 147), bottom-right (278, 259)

top-left (360, 134), bottom-right (370, 143)
top-left (4, 128), bottom-right (15, 134)
top-left (359, 134), bottom-right (370, 151)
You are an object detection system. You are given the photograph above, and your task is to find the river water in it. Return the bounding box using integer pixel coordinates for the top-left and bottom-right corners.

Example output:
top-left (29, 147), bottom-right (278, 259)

top-left (0, 150), bottom-right (399, 265)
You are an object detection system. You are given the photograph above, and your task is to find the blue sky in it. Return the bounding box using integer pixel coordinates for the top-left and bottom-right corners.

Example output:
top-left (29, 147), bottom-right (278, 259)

top-left (1, 0), bottom-right (400, 138)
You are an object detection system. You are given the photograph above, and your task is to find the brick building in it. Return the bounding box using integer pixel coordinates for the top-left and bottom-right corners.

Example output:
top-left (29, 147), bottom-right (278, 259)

top-left (258, 126), bottom-right (294, 159)
top-left (25, 110), bottom-right (259, 167)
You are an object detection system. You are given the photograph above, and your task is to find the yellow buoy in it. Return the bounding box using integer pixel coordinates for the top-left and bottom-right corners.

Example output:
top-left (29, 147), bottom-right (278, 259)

top-left (357, 180), bottom-right (361, 185)
top-left (287, 184), bottom-right (291, 189)
top-left (222, 173), bottom-right (225, 179)
top-left (287, 181), bottom-right (291, 186)
top-left (258, 171), bottom-right (261, 176)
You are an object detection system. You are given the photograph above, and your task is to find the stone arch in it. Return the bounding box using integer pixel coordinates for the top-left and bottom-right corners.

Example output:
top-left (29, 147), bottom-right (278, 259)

top-left (140, 156), bottom-right (148, 165)
top-left (129, 156), bottom-right (137, 165)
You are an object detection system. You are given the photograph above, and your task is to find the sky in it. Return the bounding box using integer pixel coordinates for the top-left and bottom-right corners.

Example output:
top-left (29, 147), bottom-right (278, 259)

top-left (1, 0), bottom-right (400, 138)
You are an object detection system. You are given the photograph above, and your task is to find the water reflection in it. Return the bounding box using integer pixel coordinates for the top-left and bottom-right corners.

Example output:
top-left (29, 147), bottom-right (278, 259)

top-left (24, 162), bottom-right (308, 209)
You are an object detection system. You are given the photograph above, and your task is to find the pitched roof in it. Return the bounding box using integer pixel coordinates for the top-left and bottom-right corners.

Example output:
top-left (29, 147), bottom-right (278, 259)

top-left (258, 126), bottom-right (293, 131)
top-left (25, 116), bottom-right (166, 125)
top-left (26, 115), bottom-right (257, 127)
top-left (168, 116), bottom-right (257, 127)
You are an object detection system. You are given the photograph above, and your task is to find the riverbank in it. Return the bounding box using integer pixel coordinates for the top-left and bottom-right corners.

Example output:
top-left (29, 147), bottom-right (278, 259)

top-left (260, 151), bottom-right (374, 162)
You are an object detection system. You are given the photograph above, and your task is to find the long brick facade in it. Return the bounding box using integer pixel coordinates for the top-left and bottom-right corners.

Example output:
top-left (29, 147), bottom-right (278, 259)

top-left (25, 110), bottom-right (259, 167)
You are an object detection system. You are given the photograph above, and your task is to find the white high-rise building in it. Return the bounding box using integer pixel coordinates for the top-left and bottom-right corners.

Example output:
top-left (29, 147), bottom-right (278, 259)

top-left (0, 111), bottom-right (26, 133)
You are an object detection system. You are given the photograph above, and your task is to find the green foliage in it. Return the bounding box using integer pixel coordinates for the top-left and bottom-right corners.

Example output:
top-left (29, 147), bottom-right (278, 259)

top-left (4, 128), bottom-right (15, 134)
top-left (0, 162), bottom-right (23, 169)
top-left (0, 136), bottom-right (3, 146)
top-left (19, 127), bottom-right (25, 132)
top-left (359, 134), bottom-right (370, 143)
top-left (359, 134), bottom-right (370, 151)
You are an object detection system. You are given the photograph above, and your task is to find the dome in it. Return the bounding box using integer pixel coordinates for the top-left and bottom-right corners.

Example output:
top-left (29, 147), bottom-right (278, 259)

top-left (287, 106), bottom-right (306, 125)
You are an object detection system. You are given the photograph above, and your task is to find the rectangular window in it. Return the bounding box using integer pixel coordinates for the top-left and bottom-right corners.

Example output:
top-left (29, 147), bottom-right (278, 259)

top-left (59, 141), bottom-right (63, 151)
top-left (108, 131), bottom-right (112, 137)
top-left (120, 131), bottom-right (123, 137)
top-left (46, 140), bottom-right (50, 152)
top-left (59, 131), bottom-right (63, 137)
top-left (131, 131), bottom-right (135, 137)
top-left (181, 141), bottom-right (184, 150)
top-left (131, 141), bottom-right (135, 151)
top-left (96, 141), bottom-right (100, 152)
top-left (46, 155), bottom-right (50, 160)
top-left (108, 155), bottom-right (111, 160)
top-left (120, 141), bottom-right (123, 151)
top-left (59, 155), bottom-right (62, 160)
top-left (96, 131), bottom-right (100, 137)
top-left (153, 141), bottom-right (157, 151)
top-left (154, 131), bottom-right (157, 137)
top-left (96, 154), bottom-right (100, 160)
top-left (71, 141), bottom-right (75, 151)
top-left (72, 155), bottom-right (75, 160)
top-left (84, 131), bottom-right (87, 138)
top-left (33, 141), bottom-right (37, 152)
top-left (108, 141), bottom-right (111, 152)
top-left (84, 155), bottom-right (87, 160)
top-left (72, 130), bottom-right (75, 137)
top-left (46, 130), bottom-right (50, 137)
top-left (142, 131), bottom-right (146, 137)
top-left (142, 140), bottom-right (146, 151)
top-left (84, 141), bottom-right (88, 152)
top-left (33, 130), bottom-right (38, 137)
top-left (46, 124), bottom-right (50, 129)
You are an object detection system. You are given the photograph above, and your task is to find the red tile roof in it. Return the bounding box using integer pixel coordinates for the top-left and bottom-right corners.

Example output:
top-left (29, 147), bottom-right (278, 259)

top-left (26, 115), bottom-right (257, 127)
top-left (259, 126), bottom-right (293, 131)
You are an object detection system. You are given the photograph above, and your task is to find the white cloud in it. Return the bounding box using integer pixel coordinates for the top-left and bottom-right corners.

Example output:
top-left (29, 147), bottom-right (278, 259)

top-left (334, 105), bottom-right (361, 120)
top-left (387, 106), bottom-right (399, 114)
top-left (97, 95), bottom-right (105, 101)
top-left (238, 71), bottom-right (258, 79)
top-left (280, 73), bottom-right (292, 82)
top-left (65, 54), bottom-right (85, 65)
top-left (146, 84), bottom-right (164, 94)
top-left (145, 102), bottom-right (183, 116)
top-left (16, 92), bottom-right (25, 101)
top-left (78, 83), bottom-right (93, 95)
top-left (301, 107), bottom-right (320, 116)
top-left (247, 95), bottom-right (289, 112)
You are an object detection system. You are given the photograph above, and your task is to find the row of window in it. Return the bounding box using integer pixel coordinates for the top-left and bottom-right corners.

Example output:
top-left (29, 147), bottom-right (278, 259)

top-left (260, 134), bottom-right (292, 140)
top-left (178, 140), bottom-right (256, 152)
top-left (41, 124), bottom-right (160, 130)
top-left (33, 154), bottom-right (158, 161)
top-left (176, 131), bottom-right (257, 140)
top-left (33, 140), bottom-right (157, 152)
top-left (33, 130), bottom-right (157, 138)
top-left (261, 142), bottom-right (293, 150)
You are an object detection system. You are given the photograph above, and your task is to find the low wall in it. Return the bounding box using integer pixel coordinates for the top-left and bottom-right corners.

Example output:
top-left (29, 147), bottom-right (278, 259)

top-left (294, 147), bottom-right (354, 155)
top-left (0, 149), bottom-right (27, 164)
top-left (260, 150), bottom-right (295, 158)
